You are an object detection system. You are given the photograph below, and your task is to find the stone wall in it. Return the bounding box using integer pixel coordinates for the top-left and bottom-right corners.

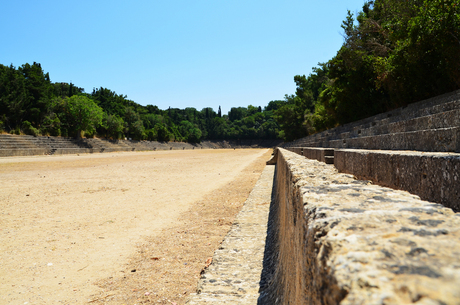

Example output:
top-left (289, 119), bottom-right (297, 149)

top-left (260, 148), bottom-right (460, 304)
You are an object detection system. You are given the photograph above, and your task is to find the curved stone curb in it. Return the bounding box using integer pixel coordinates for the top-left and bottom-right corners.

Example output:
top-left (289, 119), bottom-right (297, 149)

top-left (186, 165), bottom-right (275, 304)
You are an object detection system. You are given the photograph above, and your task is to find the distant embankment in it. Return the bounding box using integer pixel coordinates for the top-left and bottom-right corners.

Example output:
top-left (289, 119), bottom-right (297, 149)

top-left (0, 136), bottom-right (282, 157)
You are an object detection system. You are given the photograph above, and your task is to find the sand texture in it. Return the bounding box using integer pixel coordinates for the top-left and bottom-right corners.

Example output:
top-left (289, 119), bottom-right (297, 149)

top-left (0, 149), bottom-right (271, 304)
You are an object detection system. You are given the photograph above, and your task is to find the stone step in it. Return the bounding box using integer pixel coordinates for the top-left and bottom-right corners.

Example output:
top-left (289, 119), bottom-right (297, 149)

top-left (331, 127), bottom-right (460, 152)
top-left (296, 126), bottom-right (460, 153)
top-left (0, 137), bottom-right (35, 142)
top-left (303, 107), bottom-right (460, 144)
top-left (333, 108), bottom-right (460, 140)
top-left (0, 143), bottom-right (39, 149)
top-left (0, 148), bottom-right (50, 157)
top-left (338, 91), bottom-right (460, 134)
top-left (285, 89), bottom-right (460, 151)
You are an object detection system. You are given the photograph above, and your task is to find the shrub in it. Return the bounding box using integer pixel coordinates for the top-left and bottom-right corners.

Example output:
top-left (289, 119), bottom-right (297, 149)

top-left (84, 129), bottom-right (96, 138)
top-left (146, 129), bottom-right (157, 141)
top-left (41, 115), bottom-right (61, 137)
top-left (22, 121), bottom-right (39, 136)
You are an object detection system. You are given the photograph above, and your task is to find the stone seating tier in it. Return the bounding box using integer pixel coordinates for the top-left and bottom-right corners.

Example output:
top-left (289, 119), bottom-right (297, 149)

top-left (285, 89), bottom-right (460, 153)
top-left (0, 134), bottom-right (282, 157)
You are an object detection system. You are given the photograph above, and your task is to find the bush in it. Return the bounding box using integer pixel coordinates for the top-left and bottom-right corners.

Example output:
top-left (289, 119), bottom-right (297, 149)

top-left (22, 121), bottom-right (39, 136)
top-left (41, 115), bottom-right (61, 136)
top-left (84, 129), bottom-right (96, 138)
top-left (146, 129), bottom-right (157, 141)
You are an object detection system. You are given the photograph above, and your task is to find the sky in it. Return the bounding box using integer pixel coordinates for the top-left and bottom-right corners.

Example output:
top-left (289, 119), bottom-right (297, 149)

top-left (1, 0), bottom-right (366, 115)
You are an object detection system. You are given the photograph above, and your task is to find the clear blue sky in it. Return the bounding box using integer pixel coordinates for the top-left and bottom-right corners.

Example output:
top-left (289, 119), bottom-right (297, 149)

top-left (1, 0), bottom-right (366, 115)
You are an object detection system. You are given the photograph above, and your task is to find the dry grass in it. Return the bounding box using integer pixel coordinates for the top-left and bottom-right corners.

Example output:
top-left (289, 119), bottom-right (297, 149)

top-left (89, 149), bottom-right (272, 304)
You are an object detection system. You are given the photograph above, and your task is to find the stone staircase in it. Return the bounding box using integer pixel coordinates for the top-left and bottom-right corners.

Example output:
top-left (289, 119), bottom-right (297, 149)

top-left (0, 135), bottom-right (100, 157)
top-left (285, 89), bottom-right (460, 153)
top-left (80, 138), bottom-right (135, 153)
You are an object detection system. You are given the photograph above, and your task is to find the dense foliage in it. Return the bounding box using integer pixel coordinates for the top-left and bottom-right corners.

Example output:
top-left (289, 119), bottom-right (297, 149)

top-left (0, 62), bottom-right (280, 142)
top-left (2, 0), bottom-right (458, 143)
top-left (273, 0), bottom-right (460, 139)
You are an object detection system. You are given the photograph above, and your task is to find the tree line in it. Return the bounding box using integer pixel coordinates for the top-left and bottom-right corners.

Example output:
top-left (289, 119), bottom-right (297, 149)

top-left (2, 0), bottom-right (458, 143)
top-left (0, 62), bottom-right (280, 142)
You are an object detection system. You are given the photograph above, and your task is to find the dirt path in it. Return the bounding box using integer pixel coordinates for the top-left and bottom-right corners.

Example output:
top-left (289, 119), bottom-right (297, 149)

top-left (0, 149), bottom-right (271, 304)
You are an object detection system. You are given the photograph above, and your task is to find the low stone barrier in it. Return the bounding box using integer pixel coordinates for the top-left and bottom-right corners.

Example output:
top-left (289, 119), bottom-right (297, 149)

top-left (288, 147), bottom-right (334, 164)
top-left (334, 149), bottom-right (460, 212)
top-left (259, 148), bottom-right (460, 304)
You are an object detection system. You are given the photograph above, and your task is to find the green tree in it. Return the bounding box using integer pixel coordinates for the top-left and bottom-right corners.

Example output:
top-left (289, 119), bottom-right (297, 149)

top-left (155, 123), bottom-right (171, 142)
top-left (229, 107), bottom-right (247, 122)
top-left (62, 95), bottom-right (104, 138)
top-left (41, 113), bottom-right (61, 136)
top-left (0, 64), bottom-right (28, 130)
top-left (179, 120), bottom-right (202, 143)
top-left (102, 114), bottom-right (124, 139)
top-left (53, 82), bottom-right (84, 98)
top-left (273, 95), bottom-right (309, 142)
top-left (19, 62), bottom-right (53, 125)
top-left (124, 107), bottom-right (145, 139)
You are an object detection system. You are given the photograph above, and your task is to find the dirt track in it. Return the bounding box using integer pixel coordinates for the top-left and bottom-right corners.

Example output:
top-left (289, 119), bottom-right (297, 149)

top-left (0, 149), bottom-right (271, 304)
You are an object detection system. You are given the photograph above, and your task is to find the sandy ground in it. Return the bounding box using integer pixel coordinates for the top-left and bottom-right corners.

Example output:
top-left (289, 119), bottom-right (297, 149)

top-left (0, 149), bottom-right (271, 304)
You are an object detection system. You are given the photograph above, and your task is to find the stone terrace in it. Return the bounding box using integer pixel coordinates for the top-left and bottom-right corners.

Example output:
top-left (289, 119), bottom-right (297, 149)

top-left (0, 135), bottom-right (282, 157)
top-left (284, 89), bottom-right (460, 153)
